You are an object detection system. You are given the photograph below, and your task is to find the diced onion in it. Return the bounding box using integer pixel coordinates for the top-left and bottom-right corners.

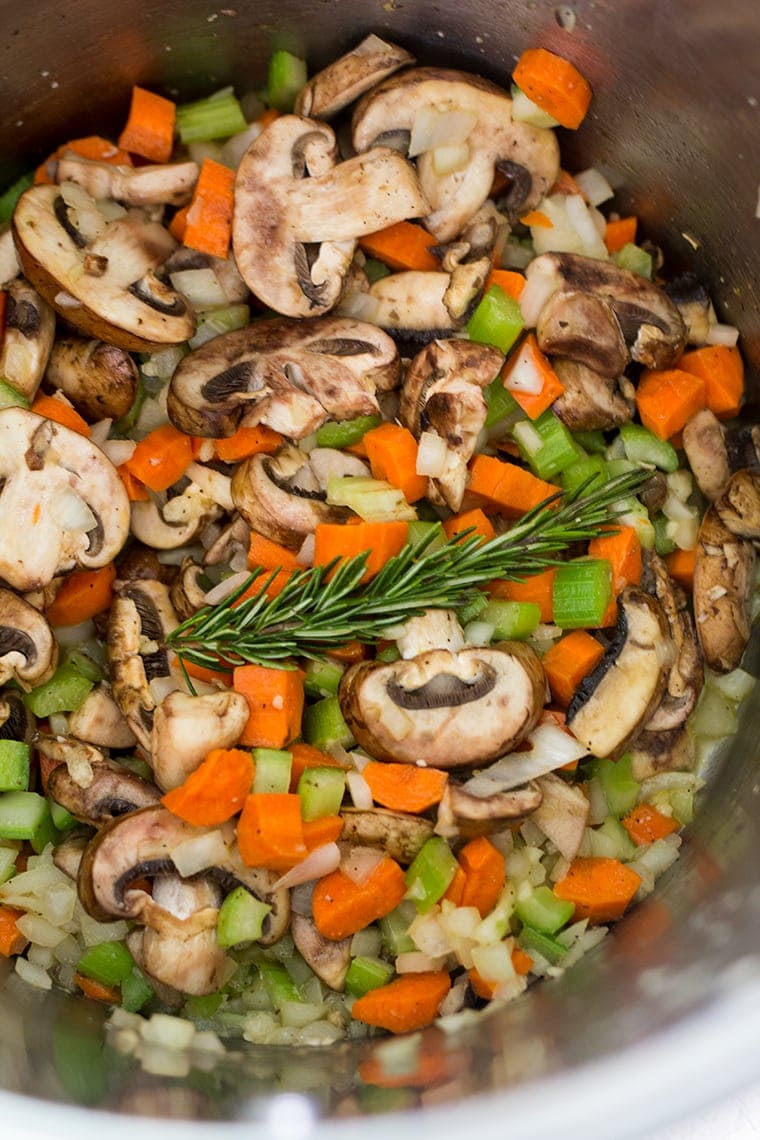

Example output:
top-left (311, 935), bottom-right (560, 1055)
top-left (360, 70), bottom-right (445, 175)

top-left (51, 619), bottom-right (95, 645)
top-left (462, 723), bottom-right (587, 798)
top-left (171, 830), bottom-right (229, 878)
top-left (170, 268), bottom-right (228, 312)
top-left (395, 951), bottom-right (447, 974)
top-left (470, 941), bottom-right (516, 985)
top-left (102, 438), bottom-right (136, 466)
top-left (710, 667), bottom-right (756, 703)
top-left (503, 343), bottom-right (545, 394)
top-left (148, 675), bottom-right (183, 704)
top-left (186, 461), bottom-right (234, 511)
top-left (15, 958), bottom-right (52, 991)
top-left (432, 143), bottom-right (470, 176)
top-left (221, 121), bottom-right (264, 169)
top-left (463, 620), bottom-right (495, 647)
top-left (89, 418), bottom-right (112, 446)
top-left (409, 108), bottom-right (477, 157)
top-left (519, 260), bottom-right (560, 326)
top-left (272, 842), bottom-right (341, 890)
top-left (57, 488), bottom-right (97, 533)
top-left (704, 322), bottom-right (740, 347)
top-left (346, 770), bottom-right (374, 811)
top-left (340, 845), bottom-right (384, 884)
top-left (511, 87), bottom-right (560, 129)
top-left (297, 533), bottom-right (315, 566)
top-left (141, 1012), bottom-right (197, 1051)
top-left (574, 167), bottom-right (615, 207)
top-left (415, 431), bottom-right (449, 478)
top-left (563, 193), bottom-right (610, 259)
top-left (15, 912), bottom-right (68, 949)
top-left (187, 139), bottom-right (225, 166)
top-left (202, 570), bottom-right (251, 606)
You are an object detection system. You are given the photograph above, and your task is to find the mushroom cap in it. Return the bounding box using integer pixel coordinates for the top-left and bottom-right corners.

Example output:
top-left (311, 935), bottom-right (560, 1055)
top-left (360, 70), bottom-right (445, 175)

top-left (693, 504), bottom-right (755, 673)
top-left (55, 156), bottom-right (199, 207)
top-left (291, 913), bottom-right (351, 991)
top-left (537, 291), bottom-right (629, 378)
top-left (552, 358), bottom-right (635, 432)
top-left (530, 773), bottom-right (589, 861)
top-left (641, 551), bottom-right (703, 733)
top-left (67, 682), bottom-right (138, 749)
top-left (338, 806), bottom-right (435, 863)
top-left (13, 184), bottom-right (194, 351)
top-left (629, 726), bottom-right (696, 782)
top-left (0, 277), bottom-right (55, 400)
top-left (0, 407), bottom-right (130, 591)
top-left (339, 641), bottom-right (546, 769)
top-left (714, 468), bottom-right (760, 540)
top-left (130, 874), bottom-right (227, 996)
top-left (681, 409), bottom-right (731, 502)
top-left (150, 689), bottom-right (251, 792)
top-left (167, 315), bottom-right (399, 439)
top-left (295, 34), bottom-right (415, 120)
top-left (340, 260), bottom-right (490, 334)
top-left (47, 753), bottom-right (161, 827)
top-left (108, 579), bottom-right (178, 750)
top-left (0, 586), bottom-right (57, 690)
top-left (45, 337), bottom-right (139, 422)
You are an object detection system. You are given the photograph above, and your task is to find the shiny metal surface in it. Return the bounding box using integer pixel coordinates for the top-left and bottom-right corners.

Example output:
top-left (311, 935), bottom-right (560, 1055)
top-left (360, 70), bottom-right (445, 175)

top-left (1, 1), bottom-right (759, 1134)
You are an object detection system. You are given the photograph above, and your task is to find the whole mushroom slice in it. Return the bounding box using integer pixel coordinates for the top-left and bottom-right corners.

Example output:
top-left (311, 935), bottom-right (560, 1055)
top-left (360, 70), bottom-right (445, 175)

top-left (436, 779), bottom-right (543, 840)
top-left (713, 468), bottom-right (760, 540)
top-left (13, 184), bottom-right (194, 351)
top-left (291, 913), bottom-right (351, 992)
top-left (0, 690), bottom-right (35, 743)
top-left (693, 504), bottom-right (755, 673)
top-left (55, 155), bottom-right (199, 207)
top-left (0, 408), bottom-right (130, 592)
top-left (295, 34), bottom-right (415, 119)
top-left (150, 690), bottom-right (250, 791)
top-left (339, 641), bottom-right (546, 769)
top-left (0, 278), bottom-right (55, 400)
top-left (400, 339), bottom-right (504, 510)
top-left (522, 252), bottom-right (686, 371)
top-left (0, 586), bottom-right (57, 690)
top-left (67, 683), bottom-right (138, 749)
top-left (566, 589), bottom-right (674, 760)
top-left (47, 754), bottom-right (161, 827)
top-left (352, 68), bottom-right (560, 241)
top-left (167, 316), bottom-right (399, 439)
top-left (640, 552), bottom-right (703, 733)
top-left (45, 336), bottom-right (138, 422)
top-left (130, 478), bottom-right (224, 552)
top-left (552, 358), bottom-right (635, 431)
top-left (170, 559), bottom-right (209, 621)
top-left (0, 228), bottom-right (21, 287)
top-left (108, 579), bottom-right (178, 750)
top-left (537, 291), bottom-right (628, 378)
top-left (339, 807), bottom-right (434, 863)
top-left (233, 115), bottom-right (429, 318)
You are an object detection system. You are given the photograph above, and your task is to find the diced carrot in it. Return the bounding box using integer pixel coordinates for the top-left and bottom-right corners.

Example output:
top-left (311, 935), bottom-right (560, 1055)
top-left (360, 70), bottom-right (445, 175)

top-left (362, 761), bottom-right (448, 814)
top-left (258, 108), bottom-right (280, 129)
top-left (458, 836), bottom-right (506, 917)
top-left (34, 136), bottom-right (133, 185)
top-left (519, 209), bottom-right (553, 228)
top-left (542, 629), bottom-right (605, 707)
top-left (162, 747), bottom-right (254, 825)
top-left (484, 269), bottom-right (526, 300)
top-left (313, 521), bottom-right (409, 582)
top-left (302, 814), bottom-right (345, 851)
top-left (45, 564), bottom-right (117, 627)
top-left (247, 532), bottom-right (301, 572)
top-left (678, 345), bottom-right (744, 420)
top-left (74, 973), bottom-right (121, 1004)
top-left (288, 742), bottom-right (347, 792)
top-left (554, 856), bottom-right (642, 922)
top-left (604, 216), bottom-right (638, 253)
top-left (513, 47), bottom-right (592, 130)
top-left (123, 423), bottom-right (194, 492)
top-left (182, 158), bottom-right (235, 260)
top-left (443, 508), bottom-right (496, 542)
top-left (233, 664), bottom-right (304, 749)
top-left (488, 567), bottom-right (557, 622)
top-left (363, 422), bottom-right (427, 504)
top-left (326, 640), bottom-right (368, 664)
top-left (635, 368), bottom-right (707, 440)
top-left (588, 525), bottom-right (642, 626)
top-left (215, 424), bottom-right (283, 462)
top-left (117, 466), bottom-right (150, 502)
top-left (350, 971), bottom-right (451, 1034)
top-left (442, 864), bottom-right (467, 906)
top-left (468, 967), bottom-right (496, 1000)
top-left (468, 454), bottom-right (557, 517)
top-left (511, 947), bottom-right (534, 976)
top-left (233, 570), bottom-right (297, 605)
top-left (551, 169), bottom-right (583, 196)
top-left (30, 394), bottom-right (90, 436)
top-left (312, 858), bottom-right (407, 941)
top-left (236, 792), bottom-right (307, 871)
top-left (118, 86), bottom-right (177, 163)
top-left (621, 803), bottom-right (679, 846)
top-left (169, 204), bottom-right (189, 243)
top-left (0, 906), bottom-right (28, 957)
top-left (502, 333), bottom-right (565, 419)
top-left (665, 546), bottom-right (696, 592)
top-left (359, 221), bottom-right (440, 272)
top-left (180, 658), bottom-right (233, 686)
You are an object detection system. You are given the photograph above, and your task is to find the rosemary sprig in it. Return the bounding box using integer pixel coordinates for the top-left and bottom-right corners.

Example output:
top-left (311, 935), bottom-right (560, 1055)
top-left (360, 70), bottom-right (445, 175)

top-left (166, 469), bottom-right (650, 670)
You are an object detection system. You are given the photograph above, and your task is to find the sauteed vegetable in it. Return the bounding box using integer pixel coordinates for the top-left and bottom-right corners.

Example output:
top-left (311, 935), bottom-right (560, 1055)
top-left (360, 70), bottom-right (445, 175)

top-left (0, 35), bottom-right (756, 1046)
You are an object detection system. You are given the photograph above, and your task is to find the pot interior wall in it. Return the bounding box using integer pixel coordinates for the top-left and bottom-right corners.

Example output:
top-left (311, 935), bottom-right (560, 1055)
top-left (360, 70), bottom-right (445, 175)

top-left (0, 0), bottom-right (759, 1131)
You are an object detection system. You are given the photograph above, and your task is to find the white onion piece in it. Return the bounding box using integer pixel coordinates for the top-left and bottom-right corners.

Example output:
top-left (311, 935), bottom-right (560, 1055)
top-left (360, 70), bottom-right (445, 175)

top-left (187, 139), bottom-right (225, 166)
top-left (134, 392), bottom-right (169, 436)
top-left (47, 713), bottom-right (69, 737)
top-left (171, 830), bottom-right (229, 878)
top-left (290, 881), bottom-right (315, 917)
top-left (273, 842), bottom-right (341, 890)
top-left (57, 488), bottom-right (97, 533)
top-left (563, 193), bottom-right (609, 259)
top-left (510, 88), bottom-right (559, 129)
top-left (170, 268), bottom-right (228, 312)
top-left (51, 618), bottom-right (95, 645)
top-left (503, 342), bottom-right (545, 394)
top-left (463, 620), bottom-right (495, 647)
top-left (54, 291), bottom-right (81, 309)
top-left (704, 322), bottom-right (740, 347)
top-left (102, 438), bottom-right (137, 466)
top-left (416, 430), bottom-right (449, 478)
top-left (519, 261), bottom-right (560, 326)
top-left (148, 674), bottom-right (183, 704)
top-left (202, 570), bottom-right (251, 606)
top-left (409, 108), bottom-right (477, 157)
top-left (346, 770), bottom-right (374, 810)
top-left (221, 121), bottom-right (264, 169)
top-left (15, 958), bottom-right (52, 991)
top-left (574, 167), bottom-right (615, 207)
top-left (229, 548), bottom-right (250, 573)
top-left (186, 461), bottom-right (234, 511)
top-left (349, 750), bottom-right (372, 773)
top-left (336, 289), bottom-right (382, 325)
top-left (666, 469), bottom-right (693, 502)
top-left (462, 723), bottom-right (588, 798)
top-left (663, 490), bottom-right (695, 523)
top-left (297, 533), bottom-right (315, 566)
top-left (432, 143), bottom-right (470, 176)
top-left (89, 418), bottom-right (112, 446)
top-left (340, 845), bottom-right (384, 884)
top-left (395, 951), bottom-right (447, 974)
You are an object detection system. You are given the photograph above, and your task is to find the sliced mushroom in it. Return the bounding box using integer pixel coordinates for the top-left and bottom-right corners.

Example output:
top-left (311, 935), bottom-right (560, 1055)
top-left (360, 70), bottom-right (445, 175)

top-left (295, 34), bottom-right (415, 119)
top-left (0, 587), bottom-right (57, 690)
top-left (664, 273), bottom-right (712, 345)
top-left (713, 468), bottom-right (760, 540)
top-left (108, 579), bottom-right (178, 750)
top-left (523, 252), bottom-right (686, 372)
top-left (396, 610), bottom-right (465, 660)
top-left (67, 683), bottom-right (138, 749)
top-left (47, 754), bottom-right (161, 827)
top-left (56, 156), bottom-right (199, 207)
top-left (0, 408), bottom-right (130, 591)
top-left (0, 278), bottom-right (55, 400)
top-left (352, 68), bottom-right (560, 240)
top-left (150, 690), bottom-right (250, 791)
top-left (13, 184), bottom-right (193, 351)
top-left (291, 913), bottom-right (350, 991)
top-left (233, 115), bottom-right (429, 318)
top-left (340, 642), bottom-right (546, 769)
top-left (681, 409), bottom-right (732, 501)
top-left (340, 259), bottom-right (490, 338)
top-left (552, 358), bottom-right (635, 431)
top-left (169, 559), bottom-right (209, 621)
top-left (167, 316), bottom-right (399, 439)
top-left (45, 337), bottom-right (138, 422)
top-left (339, 807), bottom-right (434, 863)
top-left (400, 339), bottom-right (503, 510)
top-left (203, 513), bottom-right (251, 567)
top-left (130, 483), bottom-right (223, 551)
top-left (530, 773), bottom-right (589, 861)
top-left (566, 589), bottom-right (674, 760)
top-left (231, 443), bottom-right (365, 549)
top-left (0, 690), bottom-right (35, 743)
top-left (693, 503), bottom-right (755, 673)
top-left (436, 779), bottom-right (542, 840)
top-left (641, 551), bottom-right (703, 733)
top-left (628, 726), bottom-right (696, 782)
top-left (0, 227), bottom-right (21, 287)
top-left (537, 292), bottom-right (628, 378)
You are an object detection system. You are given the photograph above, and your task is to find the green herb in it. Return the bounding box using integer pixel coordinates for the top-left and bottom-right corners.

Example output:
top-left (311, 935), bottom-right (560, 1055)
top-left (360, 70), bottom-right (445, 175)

top-left (166, 470), bottom-right (650, 670)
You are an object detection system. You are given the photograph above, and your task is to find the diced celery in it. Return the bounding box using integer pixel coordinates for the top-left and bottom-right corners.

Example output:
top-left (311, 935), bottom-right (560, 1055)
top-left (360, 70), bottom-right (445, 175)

top-left (653, 513), bottom-right (677, 555)
top-left (298, 766), bottom-right (346, 821)
top-left (0, 170), bottom-right (34, 224)
top-left (379, 901), bottom-right (417, 956)
top-left (404, 837), bottom-right (458, 913)
top-left (258, 960), bottom-right (304, 1009)
top-left (326, 475), bottom-right (416, 523)
top-left (176, 91), bottom-right (247, 143)
top-left (189, 303), bottom-right (250, 349)
top-left (669, 787), bottom-right (696, 826)
top-left (589, 754), bottom-right (640, 817)
top-left (0, 740), bottom-right (30, 792)
top-left (605, 457), bottom-right (637, 478)
top-left (481, 599), bottom-right (541, 640)
top-left (121, 966), bottom-right (154, 1013)
top-left (63, 648), bottom-right (104, 684)
top-left (76, 941), bottom-right (135, 987)
top-left (375, 645), bottom-right (401, 663)
top-left (553, 559), bottom-right (612, 629)
top-left (23, 662), bottom-right (94, 717)
top-left (184, 992), bottom-right (225, 1021)
top-left (48, 801), bottom-right (76, 832)
top-left (406, 520), bottom-right (447, 554)
top-left (252, 748), bottom-right (292, 794)
top-left (0, 378), bottom-right (31, 410)
top-left (458, 592), bottom-right (489, 626)
top-left (484, 377), bottom-right (523, 429)
top-left (315, 414), bottom-right (382, 449)
top-left (619, 423), bottom-right (679, 472)
top-left (573, 429), bottom-right (608, 455)
top-left (510, 84), bottom-right (561, 128)
top-left (0, 791), bottom-right (56, 851)
top-left (363, 258), bottom-right (391, 284)
top-left (518, 925), bottom-right (566, 965)
top-left (267, 50), bottom-right (308, 112)
top-left (561, 455), bottom-right (609, 496)
top-left (588, 815), bottom-right (637, 860)
top-left (303, 658), bottom-right (345, 698)
top-left (0, 845), bottom-right (18, 883)
top-left (345, 956), bottom-right (395, 997)
top-left (617, 501), bottom-right (656, 549)
top-left (217, 887), bottom-right (272, 948)
top-left (303, 696), bottom-right (355, 751)
top-left (614, 242), bottom-right (653, 278)
top-left (513, 408), bottom-right (584, 480)
top-left (467, 286), bottom-right (524, 355)
top-left (514, 886), bottom-right (575, 934)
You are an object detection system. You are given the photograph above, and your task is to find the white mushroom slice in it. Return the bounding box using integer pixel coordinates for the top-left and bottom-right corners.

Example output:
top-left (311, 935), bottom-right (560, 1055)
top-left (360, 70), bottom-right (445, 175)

top-left (682, 409), bottom-right (731, 501)
top-left (167, 315), bottom-right (399, 438)
top-left (340, 260), bottom-right (490, 334)
top-left (693, 504), bottom-right (755, 673)
top-left (339, 642), bottom-right (546, 769)
top-left (400, 338), bottom-right (503, 510)
top-left (130, 874), bottom-right (226, 996)
top-left (531, 773), bottom-right (589, 861)
top-left (108, 579), bottom-right (178, 750)
top-left (0, 691), bottom-right (35, 745)
top-left (0, 586), bottom-right (57, 690)
top-left (67, 683), bottom-right (138, 749)
top-left (0, 228), bottom-right (21, 287)
top-left (0, 278), bottom-right (55, 400)
top-left (150, 690), bottom-right (250, 791)
top-left (130, 485), bottom-right (221, 552)
top-left (552, 358), bottom-right (635, 432)
top-left (46, 749), bottom-right (161, 826)
top-left (0, 408), bottom-right (130, 592)
top-left (45, 336), bottom-right (138, 422)
top-left (295, 34), bottom-right (415, 119)
top-left (537, 290), bottom-right (628, 378)
top-left (233, 115), bottom-right (429, 318)
top-left (56, 156), bottom-right (199, 207)
top-left (170, 559), bottom-right (209, 621)
top-left (566, 589), bottom-right (675, 760)
top-left (12, 184), bottom-right (194, 351)
top-left (352, 68), bottom-right (560, 241)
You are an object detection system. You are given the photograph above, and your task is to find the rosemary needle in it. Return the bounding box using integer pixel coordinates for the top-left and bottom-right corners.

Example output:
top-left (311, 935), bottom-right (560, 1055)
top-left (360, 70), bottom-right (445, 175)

top-left (166, 468), bottom-right (650, 670)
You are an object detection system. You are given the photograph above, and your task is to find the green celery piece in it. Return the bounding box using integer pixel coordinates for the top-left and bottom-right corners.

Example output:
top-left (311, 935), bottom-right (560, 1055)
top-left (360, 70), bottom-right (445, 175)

top-left (176, 91), bottom-right (247, 143)
top-left (121, 966), bottom-right (154, 1013)
top-left (458, 592), bottom-right (489, 626)
top-left (252, 748), bottom-right (292, 794)
top-left (589, 754), bottom-right (640, 817)
top-left (0, 170), bottom-right (33, 224)
top-left (63, 648), bottom-right (104, 684)
top-left (467, 286), bottom-right (524, 355)
top-left (0, 740), bottom-right (30, 792)
top-left (515, 885), bottom-right (575, 935)
top-left (480, 599), bottom-right (541, 640)
top-left (76, 941), bottom-right (135, 987)
top-left (184, 992), bottom-right (225, 1021)
top-left (258, 960), bottom-right (304, 1009)
top-left (315, 414), bottom-right (382, 449)
top-left (406, 520), bottom-right (447, 554)
top-left (518, 925), bottom-right (567, 966)
top-left (590, 815), bottom-right (638, 861)
top-left (0, 791), bottom-right (56, 851)
top-left (267, 50), bottom-right (308, 112)
top-left (189, 303), bottom-right (250, 349)
top-left (614, 242), bottom-right (653, 278)
top-left (619, 423), bottom-right (679, 472)
top-left (379, 902), bottom-right (417, 955)
top-left (404, 836), bottom-right (458, 913)
top-left (363, 258), bottom-right (392, 284)
top-left (561, 455), bottom-right (609, 496)
top-left (573, 429), bottom-right (608, 455)
top-left (345, 956), bottom-right (394, 997)
top-left (0, 378), bottom-right (31, 410)
top-left (217, 887), bottom-right (272, 948)
top-left (0, 845), bottom-right (18, 883)
top-left (484, 376), bottom-right (522, 429)
top-left (298, 766), bottom-right (346, 821)
top-left (303, 696), bottom-right (355, 751)
top-left (513, 408), bottom-right (584, 480)
top-left (653, 513), bottom-right (677, 555)
top-left (669, 787), bottom-right (696, 826)
top-left (552, 559), bottom-right (612, 629)
top-left (375, 645), bottom-right (401, 663)
top-left (304, 658), bottom-right (345, 698)
top-left (48, 800), bottom-right (77, 832)
top-left (23, 661), bottom-right (94, 717)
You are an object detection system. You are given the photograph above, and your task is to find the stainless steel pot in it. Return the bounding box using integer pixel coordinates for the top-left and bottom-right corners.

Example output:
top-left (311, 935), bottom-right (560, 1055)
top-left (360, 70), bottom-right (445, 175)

top-left (1, 2), bottom-right (759, 1136)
